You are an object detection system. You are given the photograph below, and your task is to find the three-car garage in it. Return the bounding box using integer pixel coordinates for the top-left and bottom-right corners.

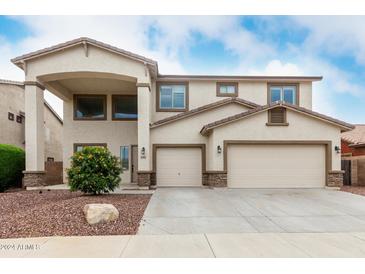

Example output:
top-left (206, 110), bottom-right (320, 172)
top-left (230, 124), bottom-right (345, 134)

top-left (154, 142), bottom-right (328, 188)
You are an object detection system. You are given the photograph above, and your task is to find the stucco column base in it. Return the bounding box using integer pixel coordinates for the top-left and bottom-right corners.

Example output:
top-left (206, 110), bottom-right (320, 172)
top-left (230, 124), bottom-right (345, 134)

top-left (203, 171), bottom-right (227, 187)
top-left (22, 171), bottom-right (46, 188)
top-left (137, 171), bottom-right (156, 188)
top-left (327, 170), bottom-right (345, 187)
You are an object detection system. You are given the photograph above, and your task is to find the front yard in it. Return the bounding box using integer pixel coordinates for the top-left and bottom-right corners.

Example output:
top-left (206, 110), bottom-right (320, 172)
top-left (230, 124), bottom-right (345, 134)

top-left (0, 190), bottom-right (151, 239)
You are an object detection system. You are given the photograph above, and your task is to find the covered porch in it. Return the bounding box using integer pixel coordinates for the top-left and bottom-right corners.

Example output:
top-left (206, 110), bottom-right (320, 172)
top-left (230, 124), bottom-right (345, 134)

top-left (11, 37), bottom-right (157, 187)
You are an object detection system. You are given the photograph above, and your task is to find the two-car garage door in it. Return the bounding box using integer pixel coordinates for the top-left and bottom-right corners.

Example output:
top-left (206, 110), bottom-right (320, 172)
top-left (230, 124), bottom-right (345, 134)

top-left (227, 144), bottom-right (326, 188)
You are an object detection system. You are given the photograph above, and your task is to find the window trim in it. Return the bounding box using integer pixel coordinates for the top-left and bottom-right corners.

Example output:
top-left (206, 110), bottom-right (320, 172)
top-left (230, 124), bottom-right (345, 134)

top-left (267, 83), bottom-right (300, 106)
top-left (156, 82), bottom-right (189, 112)
top-left (266, 107), bottom-right (289, 126)
top-left (216, 82), bottom-right (238, 97)
top-left (112, 95), bottom-right (138, 121)
top-left (73, 143), bottom-right (107, 153)
top-left (73, 94), bottom-right (107, 121)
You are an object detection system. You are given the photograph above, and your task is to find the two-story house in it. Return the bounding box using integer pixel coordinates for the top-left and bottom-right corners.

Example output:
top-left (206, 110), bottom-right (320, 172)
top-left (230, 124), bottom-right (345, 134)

top-left (11, 37), bottom-right (354, 188)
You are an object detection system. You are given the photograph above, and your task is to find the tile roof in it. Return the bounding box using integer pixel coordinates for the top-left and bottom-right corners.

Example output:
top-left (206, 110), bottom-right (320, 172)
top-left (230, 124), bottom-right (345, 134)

top-left (341, 125), bottom-right (365, 146)
top-left (12, 37), bottom-right (323, 83)
top-left (150, 97), bottom-right (260, 128)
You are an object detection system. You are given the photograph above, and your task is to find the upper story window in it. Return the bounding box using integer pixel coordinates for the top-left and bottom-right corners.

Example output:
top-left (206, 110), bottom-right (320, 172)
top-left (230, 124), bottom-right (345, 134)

top-left (216, 82), bottom-right (238, 97)
top-left (112, 95), bottom-right (137, 120)
top-left (74, 95), bottom-right (106, 120)
top-left (157, 82), bottom-right (188, 112)
top-left (268, 84), bottom-right (298, 105)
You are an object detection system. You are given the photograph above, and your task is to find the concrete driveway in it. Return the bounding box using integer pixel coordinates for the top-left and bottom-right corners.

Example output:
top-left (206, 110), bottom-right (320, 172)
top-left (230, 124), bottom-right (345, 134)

top-left (138, 188), bottom-right (365, 234)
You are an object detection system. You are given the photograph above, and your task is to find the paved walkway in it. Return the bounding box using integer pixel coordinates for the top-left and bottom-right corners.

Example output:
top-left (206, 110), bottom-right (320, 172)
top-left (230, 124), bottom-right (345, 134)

top-left (2, 232), bottom-right (365, 257)
top-left (139, 188), bottom-right (365, 234)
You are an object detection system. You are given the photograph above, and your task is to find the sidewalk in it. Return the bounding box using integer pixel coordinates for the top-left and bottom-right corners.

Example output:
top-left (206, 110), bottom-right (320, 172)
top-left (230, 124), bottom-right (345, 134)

top-left (2, 232), bottom-right (365, 258)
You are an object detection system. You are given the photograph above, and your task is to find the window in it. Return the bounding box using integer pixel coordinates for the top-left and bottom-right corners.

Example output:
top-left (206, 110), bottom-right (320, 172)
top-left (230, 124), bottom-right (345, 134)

top-left (157, 82), bottom-right (188, 111)
top-left (216, 82), bottom-right (238, 97)
top-left (269, 85), bottom-right (298, 105)
top-left (112, 95), bottom-right (137, 120)
top-left (120, 146), bottom-right (129, 170)
top-left (16, 115), bottom-right (22, 123)
top-left (73, 143), bottom-right (107, 153)
top-left (74, 95), bottom-right (106, 120)
top-left (8, 112), bottom-right (14, 121)
top-left (267, 107), bottom-right (288, 126)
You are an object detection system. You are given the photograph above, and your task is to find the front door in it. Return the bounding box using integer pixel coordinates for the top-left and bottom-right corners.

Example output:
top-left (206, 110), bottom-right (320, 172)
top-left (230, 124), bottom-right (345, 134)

top-left (131, 145), bottom-right (138, 183)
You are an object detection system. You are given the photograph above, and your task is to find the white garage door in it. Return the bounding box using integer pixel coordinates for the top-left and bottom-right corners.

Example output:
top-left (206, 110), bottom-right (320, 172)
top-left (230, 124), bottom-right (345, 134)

top-left (156, 147), bottom-right (202, 187)
top-left (227, 144), bottom-right (326, 188)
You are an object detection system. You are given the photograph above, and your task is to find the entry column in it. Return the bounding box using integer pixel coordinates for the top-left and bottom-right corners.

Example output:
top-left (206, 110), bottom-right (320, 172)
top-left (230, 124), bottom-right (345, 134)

top-left (137, 83), bottom-right (154, 187)
top-left (23, 81), bottom-right (46, 187)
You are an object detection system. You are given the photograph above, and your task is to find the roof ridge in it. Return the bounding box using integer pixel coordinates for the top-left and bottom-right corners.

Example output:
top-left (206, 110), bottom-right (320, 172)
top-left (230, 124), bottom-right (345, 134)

top-left (151, 97), bottom-right (259, 128)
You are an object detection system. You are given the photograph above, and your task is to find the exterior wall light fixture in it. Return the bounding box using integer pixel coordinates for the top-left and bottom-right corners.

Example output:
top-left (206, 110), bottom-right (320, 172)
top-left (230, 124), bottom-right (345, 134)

top-left (217, 145), bottom-right (222, 154)
top-left (334, 145), bottom-right (341, 154)
top-left (141, 147), bottom-right (146, 158)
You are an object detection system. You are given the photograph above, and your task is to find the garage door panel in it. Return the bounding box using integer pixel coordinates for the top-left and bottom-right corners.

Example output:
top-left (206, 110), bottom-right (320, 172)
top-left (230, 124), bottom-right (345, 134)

top-left (157, 147), bottom-right (202, 187)
top-left (228, 144), bottom-right (326, 188)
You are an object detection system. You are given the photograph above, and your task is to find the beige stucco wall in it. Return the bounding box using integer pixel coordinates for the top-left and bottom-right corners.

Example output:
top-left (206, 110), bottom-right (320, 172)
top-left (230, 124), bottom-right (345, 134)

top-left (0, 83), bottom-right (25, 149)
top-left (44, 105), bottom-right (63, 161)
top-left (25, 45), bottom-right (150, 84)
top-left (151, 103), bottom-right (250, 169)
top-left (209, 109), bottom-right (341, 171)
top-left (62, 90), bottom-right (138, 183)
top-left (151, 80), bottom-right (313, 122)
top-left (0, 83), bottom-right (63, 163)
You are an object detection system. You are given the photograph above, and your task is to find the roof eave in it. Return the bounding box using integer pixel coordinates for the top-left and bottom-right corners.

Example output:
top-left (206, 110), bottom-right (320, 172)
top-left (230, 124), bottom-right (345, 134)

top-left (157, 74), bottom-right (323, 82)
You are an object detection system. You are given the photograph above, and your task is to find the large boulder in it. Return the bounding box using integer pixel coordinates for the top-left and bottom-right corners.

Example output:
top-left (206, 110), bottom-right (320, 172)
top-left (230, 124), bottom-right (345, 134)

top-left (83, 204), bottom-right (119, 225)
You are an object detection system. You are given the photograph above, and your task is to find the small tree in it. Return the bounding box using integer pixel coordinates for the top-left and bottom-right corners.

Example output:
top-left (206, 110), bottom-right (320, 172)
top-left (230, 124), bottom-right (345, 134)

top-left (67, 146), bottom-right (121, 194)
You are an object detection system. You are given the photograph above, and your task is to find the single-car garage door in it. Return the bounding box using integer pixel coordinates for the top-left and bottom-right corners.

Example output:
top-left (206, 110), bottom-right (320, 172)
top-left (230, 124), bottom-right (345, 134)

top-left (227, 144), bottom-right (326, 188)
top-left (156, 147), bottom-right (202, 187)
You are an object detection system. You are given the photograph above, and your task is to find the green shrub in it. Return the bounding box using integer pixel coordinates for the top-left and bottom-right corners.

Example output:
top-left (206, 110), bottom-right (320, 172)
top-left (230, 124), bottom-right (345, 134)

top-left (67, 146), bottom-right (121, 194)
top-left (0, 144), bottom-right (25, 192)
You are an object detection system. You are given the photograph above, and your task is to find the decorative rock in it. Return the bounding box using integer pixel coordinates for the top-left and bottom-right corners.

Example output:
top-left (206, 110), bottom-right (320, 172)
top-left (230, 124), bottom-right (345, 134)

top-left (83, 204), bottom-right (119, 225)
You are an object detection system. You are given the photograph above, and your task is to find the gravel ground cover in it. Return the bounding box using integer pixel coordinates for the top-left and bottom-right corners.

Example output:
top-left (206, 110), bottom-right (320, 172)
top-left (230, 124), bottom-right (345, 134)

top-left (340, 186), bottom-right (365, 196)
top-left (0, 190), bottom-right (151, 238)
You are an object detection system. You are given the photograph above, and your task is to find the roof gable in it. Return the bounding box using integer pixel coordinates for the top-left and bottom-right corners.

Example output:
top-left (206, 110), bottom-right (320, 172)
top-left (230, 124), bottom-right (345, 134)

top-left (200, 102), bottom-right (354, 136)
top-left (11, 37), bottom-right (158, 73)
top-left (151, 97), bottom-right (260, 129)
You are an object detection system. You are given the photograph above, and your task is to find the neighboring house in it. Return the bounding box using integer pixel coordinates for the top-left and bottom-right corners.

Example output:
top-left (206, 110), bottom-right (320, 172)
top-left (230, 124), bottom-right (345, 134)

top-left (0, 79), bottom-right (64, 184)
top-left (341, 125), bottom-right (365, 156)
top-left (11, 37), bottom-right (354, 188)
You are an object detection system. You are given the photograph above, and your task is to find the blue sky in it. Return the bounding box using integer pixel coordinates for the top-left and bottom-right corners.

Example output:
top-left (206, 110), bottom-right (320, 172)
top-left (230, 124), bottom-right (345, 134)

top-left (0, 15), bottom-right (364, 123)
